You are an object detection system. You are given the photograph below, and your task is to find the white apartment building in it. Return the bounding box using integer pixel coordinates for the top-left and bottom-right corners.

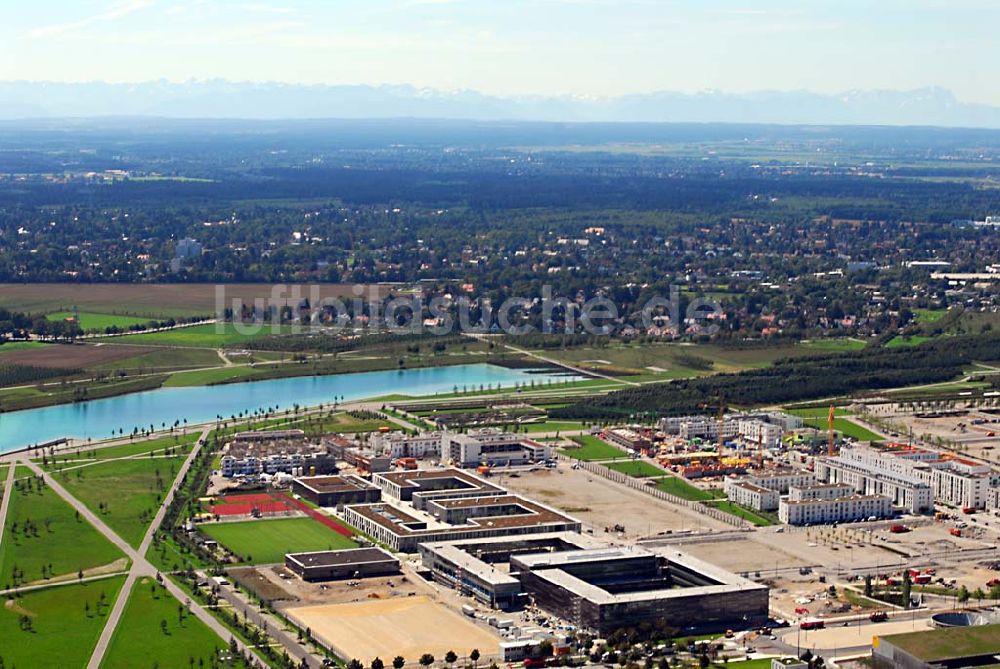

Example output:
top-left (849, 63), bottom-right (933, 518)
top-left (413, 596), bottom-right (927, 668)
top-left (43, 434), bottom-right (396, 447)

top-left (724, 478), bottom-right (780, 511)
top-left (371, 431), bottom-right (444, 459)
top-left (779, 494), bottom-right (892, 525)
top-left (745, 468), bottom-right (816, 494)
top-left (660, 414), bottom-right (790, 449)
top-left (788, 483), bottom-right (856, 501)
top-left (816, 445), bottom-right (991, 511)
top-left (445, 432), bottom-right (550, 468)
top-left (738, 420), bottom-right (784, 449)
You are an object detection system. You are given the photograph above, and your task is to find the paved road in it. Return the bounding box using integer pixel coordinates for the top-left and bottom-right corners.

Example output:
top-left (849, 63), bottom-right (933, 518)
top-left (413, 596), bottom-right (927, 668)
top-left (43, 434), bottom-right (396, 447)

top-left (17, 430), bottom-right (267, 669)
top-left (208, 570), bottom-right (326, 667)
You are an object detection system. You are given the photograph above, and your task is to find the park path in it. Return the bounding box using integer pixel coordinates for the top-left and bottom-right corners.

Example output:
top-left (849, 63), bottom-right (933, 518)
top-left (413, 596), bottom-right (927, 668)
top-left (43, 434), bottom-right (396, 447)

top-left (0, 461), bottom-right (18, 557)
top-left (17, 428), bottom-right (268, 669)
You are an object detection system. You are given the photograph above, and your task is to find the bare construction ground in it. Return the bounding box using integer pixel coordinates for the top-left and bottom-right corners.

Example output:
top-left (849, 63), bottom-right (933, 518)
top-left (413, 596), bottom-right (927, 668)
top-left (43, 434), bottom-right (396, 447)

top-left (680, 537), bottom-right (809, 574)
top-left (496, 464), bottom-right (729, 538)
top-left (783, 617), bottom-right (933, 652)
top-left (285, 595), bottom-right (500, 664)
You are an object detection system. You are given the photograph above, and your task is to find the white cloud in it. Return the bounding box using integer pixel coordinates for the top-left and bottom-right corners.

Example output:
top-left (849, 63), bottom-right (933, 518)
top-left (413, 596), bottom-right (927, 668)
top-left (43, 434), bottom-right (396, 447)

top-left (25, 0), bottom-right (155, 39)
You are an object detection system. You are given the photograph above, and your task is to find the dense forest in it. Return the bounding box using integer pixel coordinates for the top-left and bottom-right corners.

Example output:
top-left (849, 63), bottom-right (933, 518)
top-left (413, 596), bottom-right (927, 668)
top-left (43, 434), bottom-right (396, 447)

top-left (550, 333), bottom-right (1000, 419)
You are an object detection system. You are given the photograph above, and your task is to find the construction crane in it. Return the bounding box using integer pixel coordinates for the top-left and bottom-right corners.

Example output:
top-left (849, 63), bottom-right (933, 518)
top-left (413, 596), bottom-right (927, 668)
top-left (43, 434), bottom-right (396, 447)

top-left (828, 404), bottom-right (836, 456)
top-left (718, 397), bottom-right (726, 454)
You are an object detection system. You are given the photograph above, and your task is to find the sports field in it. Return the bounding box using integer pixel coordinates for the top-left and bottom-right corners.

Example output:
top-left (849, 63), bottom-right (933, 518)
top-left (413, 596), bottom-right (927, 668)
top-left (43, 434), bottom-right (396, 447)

top-left (605, 460), bottom-right (665, 478)
top-left (286, 595), bottom-right (499, 664)
top-left (200, 517), bottom-right (357, 564)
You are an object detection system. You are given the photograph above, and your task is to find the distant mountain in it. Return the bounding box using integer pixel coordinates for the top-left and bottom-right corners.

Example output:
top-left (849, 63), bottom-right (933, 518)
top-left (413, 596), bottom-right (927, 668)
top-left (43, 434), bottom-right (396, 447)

top-left (1, 80), bottom-right (999, 128)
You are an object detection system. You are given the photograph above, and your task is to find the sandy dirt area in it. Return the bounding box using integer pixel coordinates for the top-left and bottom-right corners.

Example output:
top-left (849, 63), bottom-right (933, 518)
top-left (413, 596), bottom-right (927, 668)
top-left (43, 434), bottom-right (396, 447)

top-left (782, 617), bottom-right (933, 652)
top-left (496, 464), bottom-right (729, 539)
top-left (285, 595), bottom-right (500, 663)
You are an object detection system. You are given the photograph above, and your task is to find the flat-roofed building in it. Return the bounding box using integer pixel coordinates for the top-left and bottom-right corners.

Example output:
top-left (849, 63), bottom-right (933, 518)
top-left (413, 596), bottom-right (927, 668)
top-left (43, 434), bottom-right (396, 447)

top-left (511, 547), bottom-right (768, 635)
top-left (872, 623), bottom-right (1000, 669)
top-left (745, 468), bottom-right (816, 494)
top-left (445, 432), bottom-right (550, 468)
top-left (788, 482), bottom-right (856, 501)
top-left (284, 547), bottom-right (400, 582)
top-left (419, 532), bottom-right (603, 609)
top-left (724, 479), bottom-right (780, 511)
top-left (292, 475), bottom-right (381, 507)
top-left (778, 493), bottom-right (891, 525)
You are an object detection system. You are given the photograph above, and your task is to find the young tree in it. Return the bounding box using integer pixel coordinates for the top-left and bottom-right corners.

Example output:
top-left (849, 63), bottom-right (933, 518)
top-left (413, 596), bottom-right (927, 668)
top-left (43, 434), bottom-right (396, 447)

top-left (372, 658), bottom-right (385, 669)
top-left (419, 654), bottom-right (435, 668)
top-left (393, 657), bottom-right (406, 669)
top-left (469, 649), bottom-right (480, 668)
top-left (444, 651), bottom-right (457, 667)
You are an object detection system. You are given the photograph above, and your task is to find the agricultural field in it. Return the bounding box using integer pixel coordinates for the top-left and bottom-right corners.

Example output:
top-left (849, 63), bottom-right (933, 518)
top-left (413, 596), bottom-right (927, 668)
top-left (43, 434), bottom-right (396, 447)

top-left (200, 517), bottom-right (358, 564)
top-left (0, 283), bottom-right (370, 318)
top-left (605, 459), bottom-right (665, 478)
top-left (799, 338), bottom-right (868, 351)
top-left (98, 323), bottom-right (280, 348)
top-left (0, 340), bottom-right (50, 353)
top-left (59, 455), bottom-right (187, 547)
top-left (0, 342), bottom-right (153, 369)
top-left (101, 576), bottom-right (249, 669)
top-left (0, 473), bottom-right (125, 588)
top-left (0, 576), bottom-right (126, 669)
top-left (559, 435), bottom-right (625, 461)
top-left (94, 346), bottom-right (226, 371)
top-left (47, 311), bottom-right (157, 332)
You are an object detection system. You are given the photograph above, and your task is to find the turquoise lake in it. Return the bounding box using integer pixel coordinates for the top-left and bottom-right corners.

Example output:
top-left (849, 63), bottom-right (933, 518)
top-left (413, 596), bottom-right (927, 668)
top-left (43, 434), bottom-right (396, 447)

top-left (0, 364), bottom-right (581, 453)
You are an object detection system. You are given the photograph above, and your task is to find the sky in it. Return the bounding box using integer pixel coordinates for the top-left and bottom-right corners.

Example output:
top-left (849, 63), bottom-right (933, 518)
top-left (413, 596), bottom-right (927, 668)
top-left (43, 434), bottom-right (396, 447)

top-left (2, 0), bottom-right (998, 105)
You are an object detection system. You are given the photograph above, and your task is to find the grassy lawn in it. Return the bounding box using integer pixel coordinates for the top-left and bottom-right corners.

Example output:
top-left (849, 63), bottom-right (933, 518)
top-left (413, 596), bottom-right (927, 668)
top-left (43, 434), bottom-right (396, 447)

top-left (914, 308), bottom-right (948, 323)
top-left (785, 407), bottom-right (850, 418)
top-left (48, 310), bottom-right (155, 332)
top-left (0, 576), bottom-right (126, 669)
top-left (653, 476), bottom-right (717, 502)
top-left (102, 576), bottom-right (249, 669)
top-left (41, 433), bottom-right (197, 469)
top-left (200, 517), bottom-right (357, 564)
top-left (801, 416), bottom-right (883, 441)
top-left (0, 340), bottom-right (51, 353)
top-left (0, 476), bottom-right (124, 587)
top-left (885, 335), bottom-right (932, 348)
top-left (709, 660), bottom-right (775, 669)
top-left (99, 323), bottom-right (277, 348)
top-left (59, 455), bottom-right (186, 548)
top-left (520, 420), bottom-right (584, 433)
top-left (164, 365), bottom-right (262, 387)
top-left (605, 460), bottom-right (665, 478)
top-left (559, 435), bottom-right (625, 461)
top-left (708, 500), bottom-right (776, 526)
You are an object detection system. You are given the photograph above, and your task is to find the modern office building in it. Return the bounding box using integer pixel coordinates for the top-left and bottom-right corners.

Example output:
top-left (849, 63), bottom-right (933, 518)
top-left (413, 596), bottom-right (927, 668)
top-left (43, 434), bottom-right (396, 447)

top-left (284, 547), bottom-right (399, 582)
top-left (291, 474), bottom-right (381, 507)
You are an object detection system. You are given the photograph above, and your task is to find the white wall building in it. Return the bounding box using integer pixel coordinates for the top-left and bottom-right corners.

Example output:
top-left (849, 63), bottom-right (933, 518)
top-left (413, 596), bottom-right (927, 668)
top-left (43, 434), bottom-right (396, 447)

top-left (724, 479), bottom-right (780, 511)
top-left (779, 494), bottom-right (892, 525)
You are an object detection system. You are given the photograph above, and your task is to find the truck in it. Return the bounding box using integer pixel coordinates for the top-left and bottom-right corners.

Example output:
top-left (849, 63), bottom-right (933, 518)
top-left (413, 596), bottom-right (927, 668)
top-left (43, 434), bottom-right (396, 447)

top-left (869, 611), bottom-right (888, 623)
top-left (889, 524), bottom-right (909, 534)
top-left (799, 619), bottom-right (825, 630)
top-left (950, 527), bottom-right (963, 537)
top-left (462, 605), bottom-right (476, 617)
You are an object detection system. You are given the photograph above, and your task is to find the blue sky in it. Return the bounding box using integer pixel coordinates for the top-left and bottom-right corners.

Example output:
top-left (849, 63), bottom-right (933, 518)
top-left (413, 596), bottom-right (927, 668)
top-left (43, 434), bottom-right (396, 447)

top-left (2, 0), bottom-right (998, 104)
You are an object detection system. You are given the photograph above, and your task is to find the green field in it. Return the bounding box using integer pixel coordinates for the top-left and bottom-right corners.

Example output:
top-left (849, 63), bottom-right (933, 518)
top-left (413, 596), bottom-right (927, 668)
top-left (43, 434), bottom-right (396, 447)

top-left (101, 576), bottom-right (249, 669)
top-left (885, 335), bottom-right (932, 348)
top-left (99, 323), bottom-right (278, 348)
top-left (520, 420), bottom-right (585, 433)
top-left (200, 517), bottom-right (357, 564)
top-left (95, 346), bottom-right (223, 371)
top-left (801, 416), bottom-right (883, 441)
top-left (653, 476), bottom-right (717, 502)
top-left (0, 340), bottom-right (51, 353)
top-left (48, 311), bottom-right (156, 332)
top-left (914, 308), bottom-right (948, 323)
top-left (605, 459), bottom-right (665, 478)
top-left (164, 365), bottom-right (262, 387)
top-left (60, 455), bottom-right (186, 547)
top-left (41, 433), bottom-right (196, 468)
top-left (708, 500), bottom-right (776, 526)
top-left (0, 576), bottom-right (126, 669)
top-left (882, 623), bottom-right (1000, 662)
top-left (559, 435), bottom-right (626, 461)
top-left (800, 338), bottom-right (867, 351)
top-left (0, 475), bottom-right (125, 588)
